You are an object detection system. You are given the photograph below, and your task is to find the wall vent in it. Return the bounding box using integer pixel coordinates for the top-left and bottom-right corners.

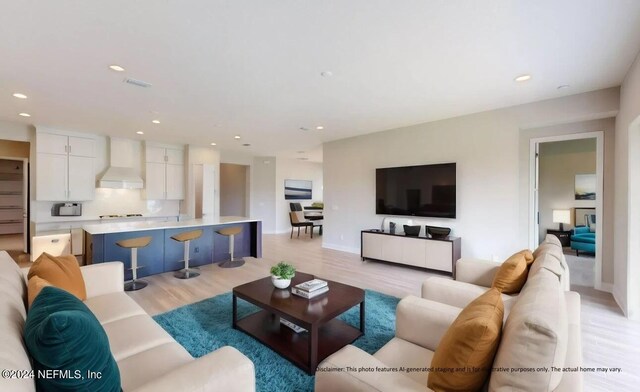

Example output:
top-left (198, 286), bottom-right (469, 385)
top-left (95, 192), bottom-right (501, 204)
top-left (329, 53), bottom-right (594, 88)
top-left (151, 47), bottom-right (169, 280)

top-left (123, 78), bottom-right (152, 88)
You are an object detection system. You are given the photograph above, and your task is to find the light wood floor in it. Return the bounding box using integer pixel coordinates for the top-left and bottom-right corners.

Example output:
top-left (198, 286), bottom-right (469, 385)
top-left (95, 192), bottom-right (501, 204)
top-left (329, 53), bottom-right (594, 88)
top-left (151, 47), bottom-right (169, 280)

top-left (8, 233), bottom-right (640, 390)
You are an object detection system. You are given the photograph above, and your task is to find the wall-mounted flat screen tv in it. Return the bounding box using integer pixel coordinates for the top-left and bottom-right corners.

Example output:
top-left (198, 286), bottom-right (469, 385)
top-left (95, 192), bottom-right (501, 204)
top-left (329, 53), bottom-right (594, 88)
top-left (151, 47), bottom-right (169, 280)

top-left (376, 163), bottom-right (456, 218)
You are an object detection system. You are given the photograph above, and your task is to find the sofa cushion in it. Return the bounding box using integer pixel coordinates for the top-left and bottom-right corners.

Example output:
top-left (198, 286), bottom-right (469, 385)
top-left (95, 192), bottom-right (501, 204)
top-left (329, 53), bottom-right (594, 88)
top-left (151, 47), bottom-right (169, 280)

top-left (374, 337), bottom-right (434, 386)
top-left (102, 314), bottom-right (175, 361)
top-left (117, 342), bottom-right (192, 391)
top-left (0, 252), bottom-right (33, 392)
top-left (428, 288), bottom-right (504, 392)
top-left (28, 253), bottom-right (86, 301)
top-left (489, 268), bottom-right (568, 392)
top-left (491, 251), bottom-right (530, 294)
top-left (84, 292), bottom-right (147, 325)
top-left (24, 286), bottom-right (120, 392)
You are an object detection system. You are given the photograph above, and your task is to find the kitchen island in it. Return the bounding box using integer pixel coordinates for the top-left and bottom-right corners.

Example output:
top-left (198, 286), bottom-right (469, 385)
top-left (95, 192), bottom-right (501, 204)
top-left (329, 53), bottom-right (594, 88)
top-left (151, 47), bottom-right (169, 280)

top-left (84, 216), bottom-right (262, 281)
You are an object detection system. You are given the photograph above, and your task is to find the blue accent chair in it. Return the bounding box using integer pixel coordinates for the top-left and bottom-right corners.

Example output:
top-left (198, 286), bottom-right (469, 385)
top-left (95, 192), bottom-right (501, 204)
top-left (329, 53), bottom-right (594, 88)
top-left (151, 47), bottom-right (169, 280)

top-left (571, 226), bottom-right (595, 256)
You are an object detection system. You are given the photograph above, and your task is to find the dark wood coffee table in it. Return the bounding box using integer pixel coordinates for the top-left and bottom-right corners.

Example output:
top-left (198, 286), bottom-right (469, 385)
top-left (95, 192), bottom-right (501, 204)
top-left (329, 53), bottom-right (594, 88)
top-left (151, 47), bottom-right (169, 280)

top-left (232, 272), bottom-right (365, 374)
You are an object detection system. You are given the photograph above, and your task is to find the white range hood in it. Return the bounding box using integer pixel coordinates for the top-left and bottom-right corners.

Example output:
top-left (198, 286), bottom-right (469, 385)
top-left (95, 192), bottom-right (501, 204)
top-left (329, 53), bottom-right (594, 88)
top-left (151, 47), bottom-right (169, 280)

top-left (98, 137), bottom-right (144, 189)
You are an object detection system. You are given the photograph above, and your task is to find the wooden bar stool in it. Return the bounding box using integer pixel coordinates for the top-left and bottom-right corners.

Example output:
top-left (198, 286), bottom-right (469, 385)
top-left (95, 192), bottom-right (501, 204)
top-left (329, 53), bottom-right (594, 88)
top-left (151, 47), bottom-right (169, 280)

top-left (116, 236), bottom-right (152, 291)
top-left (171, 229), bottom-right (203, 279)
top-left (216, 226), bottom-right (245, 268)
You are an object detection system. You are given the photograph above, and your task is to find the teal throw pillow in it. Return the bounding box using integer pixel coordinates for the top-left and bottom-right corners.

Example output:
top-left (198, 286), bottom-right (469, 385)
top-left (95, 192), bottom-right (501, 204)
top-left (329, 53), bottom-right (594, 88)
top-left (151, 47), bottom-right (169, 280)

top-left (24, 286), bottom-right (121, 392)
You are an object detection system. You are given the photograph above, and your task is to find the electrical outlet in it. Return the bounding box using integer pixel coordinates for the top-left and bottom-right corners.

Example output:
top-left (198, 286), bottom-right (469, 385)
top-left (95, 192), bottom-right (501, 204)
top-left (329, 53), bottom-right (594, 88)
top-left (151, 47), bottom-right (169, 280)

top-left (340, 234), bottom-right (344, 241)
top-left (195, 247), bottom-right (200, 253)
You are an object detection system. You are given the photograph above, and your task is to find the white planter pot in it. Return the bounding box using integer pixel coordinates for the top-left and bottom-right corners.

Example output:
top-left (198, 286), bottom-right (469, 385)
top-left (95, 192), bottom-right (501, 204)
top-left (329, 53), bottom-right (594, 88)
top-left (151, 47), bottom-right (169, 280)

top-left (271, 275), bottom-right (292, 289)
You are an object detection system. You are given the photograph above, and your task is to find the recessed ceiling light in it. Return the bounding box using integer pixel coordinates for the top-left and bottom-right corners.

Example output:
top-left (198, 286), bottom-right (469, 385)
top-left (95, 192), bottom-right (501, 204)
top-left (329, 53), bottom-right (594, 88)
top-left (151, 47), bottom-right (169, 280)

top-left (109, 65), bottom-right (125, 72)
top-left (136, 131), bottom-right (144, 135)
top-left (234, 135), bottom-right (241, 139)
top-left (557, 84), bottom-right (570, 90)
top-left (18, 113), bottom-right (31, 117)
top-left (514, 74), bottom-right (532, 82)
top-left (316, 126), bottom-right (324, 130)
top-left (320, 71), bottom-right (333, 77)
top-left (12, 93), bottom-right (27, 99)
top-left (242, 143), bottom-right (251, 147)
top-left (210, 142), bottom-right (217, 146)
top-left (299, 127), bottom-right (309, 131)
top-left (152, 120), bottom-right (160, 124)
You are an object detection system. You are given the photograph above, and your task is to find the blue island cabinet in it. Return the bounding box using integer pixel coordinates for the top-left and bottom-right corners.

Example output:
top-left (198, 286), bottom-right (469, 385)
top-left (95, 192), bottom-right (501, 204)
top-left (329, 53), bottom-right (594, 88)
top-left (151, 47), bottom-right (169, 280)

top-left (86, 220), bottom-right (262, 281)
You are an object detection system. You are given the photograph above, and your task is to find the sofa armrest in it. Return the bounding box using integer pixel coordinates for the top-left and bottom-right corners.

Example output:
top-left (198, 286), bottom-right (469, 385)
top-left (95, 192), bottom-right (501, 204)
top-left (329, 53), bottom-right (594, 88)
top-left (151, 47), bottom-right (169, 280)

top-left (396, 295), bottom-right (461, 351)
top-left (130, 346), bottom-right (255, 392)
top-left (455, 258), bottom-right (501, 287)
top-left (81, 262), bottom-right (124, 298)
top-left (316, 345), bottom-right (427, 392)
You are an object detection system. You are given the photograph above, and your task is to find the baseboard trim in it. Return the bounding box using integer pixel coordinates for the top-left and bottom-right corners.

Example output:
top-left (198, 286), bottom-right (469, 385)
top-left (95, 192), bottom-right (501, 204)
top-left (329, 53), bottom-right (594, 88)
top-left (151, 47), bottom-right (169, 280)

top-left (322, 242), bottom-right (360, 255)
top-left (595, 282), bottom-right (613, 293)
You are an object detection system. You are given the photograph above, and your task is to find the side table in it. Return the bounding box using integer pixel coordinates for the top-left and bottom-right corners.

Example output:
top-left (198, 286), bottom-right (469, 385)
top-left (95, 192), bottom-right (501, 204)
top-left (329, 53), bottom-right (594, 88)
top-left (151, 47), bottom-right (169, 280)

top-left (546, 229), bottom-right (571, 247)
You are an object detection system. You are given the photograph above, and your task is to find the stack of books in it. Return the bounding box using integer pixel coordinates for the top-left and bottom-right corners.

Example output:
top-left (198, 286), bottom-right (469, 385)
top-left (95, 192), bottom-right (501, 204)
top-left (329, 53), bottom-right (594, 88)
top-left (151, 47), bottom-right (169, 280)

top-left (292, 279), bottom-right (329, 299)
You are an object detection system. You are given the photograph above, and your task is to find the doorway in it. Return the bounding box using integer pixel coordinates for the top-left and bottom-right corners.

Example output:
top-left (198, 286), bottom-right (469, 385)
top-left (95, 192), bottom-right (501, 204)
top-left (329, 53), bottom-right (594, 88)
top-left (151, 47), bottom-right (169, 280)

top-left (220, 163), bottom-right (249, 217)
top-left (529, 132), bottom-right (604, 289)
top-left (0, 158), bottom-right (28, 254)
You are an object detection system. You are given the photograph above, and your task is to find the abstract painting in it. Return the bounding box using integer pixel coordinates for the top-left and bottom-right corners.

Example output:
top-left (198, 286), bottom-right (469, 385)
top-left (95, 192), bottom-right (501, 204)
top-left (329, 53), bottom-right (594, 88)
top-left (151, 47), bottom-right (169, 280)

top-left (284, 179), bottom-right (312, 200)
top-left (575, 174), bottom-right (596, 200)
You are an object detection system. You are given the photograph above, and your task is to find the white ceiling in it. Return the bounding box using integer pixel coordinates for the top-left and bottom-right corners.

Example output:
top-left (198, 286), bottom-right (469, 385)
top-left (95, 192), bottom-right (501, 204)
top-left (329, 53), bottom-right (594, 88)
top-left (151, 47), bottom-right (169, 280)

top-left (1, 1), bottom-right (640, 162)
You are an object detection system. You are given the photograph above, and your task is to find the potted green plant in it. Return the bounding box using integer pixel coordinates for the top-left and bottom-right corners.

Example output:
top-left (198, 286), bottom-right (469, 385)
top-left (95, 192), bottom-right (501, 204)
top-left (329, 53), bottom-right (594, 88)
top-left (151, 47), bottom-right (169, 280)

top-left (270, 262), bottom-right (296, 289)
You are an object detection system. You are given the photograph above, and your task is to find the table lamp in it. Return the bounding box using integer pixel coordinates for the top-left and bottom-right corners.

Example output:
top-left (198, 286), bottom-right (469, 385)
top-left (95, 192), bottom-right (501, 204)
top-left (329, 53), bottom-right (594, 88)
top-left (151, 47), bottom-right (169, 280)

top-left (552, 209), bottom-right (571, 231)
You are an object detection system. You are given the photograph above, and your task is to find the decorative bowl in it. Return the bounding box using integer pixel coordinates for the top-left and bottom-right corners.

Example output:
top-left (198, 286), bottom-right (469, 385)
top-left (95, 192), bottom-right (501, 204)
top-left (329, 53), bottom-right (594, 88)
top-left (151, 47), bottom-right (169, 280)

top-left (426, 225), bottom-right (451, 239)
top-left (403, 225), bottom-right (421, 237)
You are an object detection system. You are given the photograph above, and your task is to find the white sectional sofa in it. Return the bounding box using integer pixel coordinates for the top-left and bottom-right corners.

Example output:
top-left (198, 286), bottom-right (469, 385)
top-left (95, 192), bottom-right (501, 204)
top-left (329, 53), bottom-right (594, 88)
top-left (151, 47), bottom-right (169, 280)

top-left (0, 250), bottom-right (255, 392)
top-left (316, 236), bottom-right (582, 392)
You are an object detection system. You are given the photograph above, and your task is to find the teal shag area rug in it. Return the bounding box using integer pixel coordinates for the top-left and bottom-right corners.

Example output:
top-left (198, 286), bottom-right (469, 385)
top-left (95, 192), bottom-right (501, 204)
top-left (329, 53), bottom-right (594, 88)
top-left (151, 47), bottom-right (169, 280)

top-left (153, 289), bottom-right (399, 392)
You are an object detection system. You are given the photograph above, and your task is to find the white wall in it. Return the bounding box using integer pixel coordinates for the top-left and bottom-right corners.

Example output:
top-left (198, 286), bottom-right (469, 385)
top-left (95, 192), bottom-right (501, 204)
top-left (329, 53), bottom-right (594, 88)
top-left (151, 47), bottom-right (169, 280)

top-left (275, 158), bottom-right (323, 233)
top-left (323, 88), bottom-right (619, 259)
top-left (251, 157), bottom-right (277, 233)
top-left (615, 51), bottom-right (640, 319)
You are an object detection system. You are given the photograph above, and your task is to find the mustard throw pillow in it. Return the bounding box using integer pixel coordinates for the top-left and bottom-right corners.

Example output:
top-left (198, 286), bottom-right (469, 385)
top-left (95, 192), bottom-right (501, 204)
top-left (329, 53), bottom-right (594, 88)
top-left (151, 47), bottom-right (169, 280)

top-left (28, 253), bottom-right (86, 301)
top-left (491, 250), bottom-right (530, 294)
top-left (428, 288), bottom-right (504, 392)
top-left (27, 276), bottom-right (52, 308)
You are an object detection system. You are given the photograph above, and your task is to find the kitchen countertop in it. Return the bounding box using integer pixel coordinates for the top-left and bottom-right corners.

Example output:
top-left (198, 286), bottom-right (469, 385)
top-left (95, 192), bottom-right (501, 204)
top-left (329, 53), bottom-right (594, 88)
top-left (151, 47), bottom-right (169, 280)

top-left (83, 216), bottom-right (261, 235)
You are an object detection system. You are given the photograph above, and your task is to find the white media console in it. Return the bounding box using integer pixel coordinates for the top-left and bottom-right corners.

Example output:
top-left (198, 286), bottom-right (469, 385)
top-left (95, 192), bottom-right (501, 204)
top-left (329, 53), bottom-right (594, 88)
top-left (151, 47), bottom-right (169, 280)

top-left (360, 230), bottom-right (461, 277)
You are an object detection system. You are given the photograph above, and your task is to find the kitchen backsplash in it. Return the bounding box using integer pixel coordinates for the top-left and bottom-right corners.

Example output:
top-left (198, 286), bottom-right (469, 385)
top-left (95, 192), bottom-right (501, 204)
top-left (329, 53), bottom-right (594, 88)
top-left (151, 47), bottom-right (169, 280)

top-left (32, 188), bottom-right (180, 223)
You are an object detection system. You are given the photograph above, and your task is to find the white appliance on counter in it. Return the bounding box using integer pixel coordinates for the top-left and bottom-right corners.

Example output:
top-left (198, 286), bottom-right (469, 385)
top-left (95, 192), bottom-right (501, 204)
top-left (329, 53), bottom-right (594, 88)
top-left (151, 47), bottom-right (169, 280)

top-left (31, 232), bottom-right (72, 261)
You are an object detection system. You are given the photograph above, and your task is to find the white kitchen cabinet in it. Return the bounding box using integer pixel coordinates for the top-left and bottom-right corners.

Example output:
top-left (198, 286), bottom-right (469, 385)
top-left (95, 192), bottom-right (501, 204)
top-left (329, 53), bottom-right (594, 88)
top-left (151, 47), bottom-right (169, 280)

top-left (166, 164), bottom-right (185, 200)
top-left (145, 162), bottom-right (166, 200)
top-left (36, 153), bottom-right (68, 201)
top-left (36, 131), bottom-right (96, 201)
top-left (68, 156), bottom-right (95, 201)
top-left (144, 144), bottom-right (185, 200)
